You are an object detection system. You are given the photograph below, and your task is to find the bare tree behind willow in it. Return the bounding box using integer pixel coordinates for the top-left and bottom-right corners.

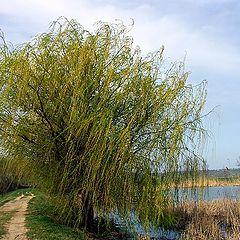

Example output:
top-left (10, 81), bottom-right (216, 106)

top-left (0, 19), bottom-right (207, 229)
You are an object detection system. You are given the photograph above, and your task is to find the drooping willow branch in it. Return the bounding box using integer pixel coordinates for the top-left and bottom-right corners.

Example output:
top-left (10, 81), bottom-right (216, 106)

top-left (0, 18), bottom-right (208, 230)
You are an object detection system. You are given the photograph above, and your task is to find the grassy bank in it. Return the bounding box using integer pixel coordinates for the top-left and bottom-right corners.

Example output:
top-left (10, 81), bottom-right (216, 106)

top-left (0, 189), bottom-right (88, 240)
top-left (0, 188), bottom-right (132, 239)
top-left (26, 190), bottom-right (132, 239)
top-left (25, 190), bottom-right (88, 240)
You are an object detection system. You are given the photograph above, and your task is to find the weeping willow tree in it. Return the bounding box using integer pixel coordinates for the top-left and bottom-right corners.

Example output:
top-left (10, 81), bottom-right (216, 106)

top-left (0, 19), bottom-right (207, 229)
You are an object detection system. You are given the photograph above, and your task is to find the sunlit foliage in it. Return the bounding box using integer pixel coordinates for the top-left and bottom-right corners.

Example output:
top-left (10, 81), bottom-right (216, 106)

top-left (0, 19), bottom-right (207, 229)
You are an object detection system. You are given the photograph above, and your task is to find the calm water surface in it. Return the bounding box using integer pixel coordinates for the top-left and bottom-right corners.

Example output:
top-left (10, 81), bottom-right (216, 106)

top-left (176, 185), bottom-right (240, 201)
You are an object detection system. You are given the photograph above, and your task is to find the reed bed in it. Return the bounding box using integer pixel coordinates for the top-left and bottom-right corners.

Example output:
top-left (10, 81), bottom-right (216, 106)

top-left (177, 177), bottom-right (240, 188)
top-left (177, 199), bottom-right (240, 240)
top-left (206, 178), bottom-right (240, 187)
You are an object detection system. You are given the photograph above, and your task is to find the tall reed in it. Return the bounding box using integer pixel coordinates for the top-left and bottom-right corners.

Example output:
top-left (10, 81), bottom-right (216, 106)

top-left (180, 199), bottom-right (240, 240)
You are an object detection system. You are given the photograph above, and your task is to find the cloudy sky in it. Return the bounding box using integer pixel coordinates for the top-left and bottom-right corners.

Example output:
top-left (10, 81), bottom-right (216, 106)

top-left (1, 0), bottom-right (240, 169)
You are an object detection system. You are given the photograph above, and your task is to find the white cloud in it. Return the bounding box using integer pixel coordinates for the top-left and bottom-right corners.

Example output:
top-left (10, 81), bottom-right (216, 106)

top-left (130, 16), bottom-right (240, 79)
top-left (1, 0), bottom-right (239, 79)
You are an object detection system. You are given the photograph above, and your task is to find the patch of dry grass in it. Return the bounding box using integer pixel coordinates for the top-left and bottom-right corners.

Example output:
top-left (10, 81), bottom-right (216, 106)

top-left (178, 199), bottom-right (240, 240)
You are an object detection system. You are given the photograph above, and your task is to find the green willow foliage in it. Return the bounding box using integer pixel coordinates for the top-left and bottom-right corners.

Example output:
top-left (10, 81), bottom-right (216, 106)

top-left (0, 19), bottom-right (207, 228)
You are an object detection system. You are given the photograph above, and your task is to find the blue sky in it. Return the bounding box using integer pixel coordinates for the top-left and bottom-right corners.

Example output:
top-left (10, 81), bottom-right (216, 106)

top-left (1, 0), bottom-right (240, 169)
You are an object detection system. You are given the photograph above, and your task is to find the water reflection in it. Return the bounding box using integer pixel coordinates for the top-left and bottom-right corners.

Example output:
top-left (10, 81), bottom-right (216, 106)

top-left (111, 211), bottom-right (180, 240)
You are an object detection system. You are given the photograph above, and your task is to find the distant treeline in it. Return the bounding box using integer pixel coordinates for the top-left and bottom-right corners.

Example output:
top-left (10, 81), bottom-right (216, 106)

top-left (206, 168), bottom-right (240, 179)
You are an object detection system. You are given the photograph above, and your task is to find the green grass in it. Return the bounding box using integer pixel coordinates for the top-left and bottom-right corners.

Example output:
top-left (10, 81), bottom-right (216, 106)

top-left (0, 211), bottom-right (15, 238)
top-left (0, 188), bottom-right (88, 239)
top-left (0, 188), bottom-right (129, 239)
top-left (26, 190), bottom-right (87, 240)
top-left (0, 188), bottom-right (33, 206)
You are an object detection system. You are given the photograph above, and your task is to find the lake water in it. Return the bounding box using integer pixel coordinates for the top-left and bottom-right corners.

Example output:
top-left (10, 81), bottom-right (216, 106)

top-left (113, 185), bottom-right (240, 239)
top-left (175, 185), bottom-right (240, 201)
top-left (112, 211), bottom-right (181, 240)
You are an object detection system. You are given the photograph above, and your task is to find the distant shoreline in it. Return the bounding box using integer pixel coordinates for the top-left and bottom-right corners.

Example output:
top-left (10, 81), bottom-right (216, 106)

top-left (202, 178), bottom-right (240, 187)
top-left (179, 177), bottom-right (240, 188)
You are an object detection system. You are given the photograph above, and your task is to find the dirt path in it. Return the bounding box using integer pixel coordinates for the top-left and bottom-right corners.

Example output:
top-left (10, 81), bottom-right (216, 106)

top-left (0, 194), bottom-right (34, 240)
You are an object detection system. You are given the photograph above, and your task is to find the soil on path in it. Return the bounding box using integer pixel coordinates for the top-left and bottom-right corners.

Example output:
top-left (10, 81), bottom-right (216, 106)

top-left (0, 194), bottom-right (34, 240)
